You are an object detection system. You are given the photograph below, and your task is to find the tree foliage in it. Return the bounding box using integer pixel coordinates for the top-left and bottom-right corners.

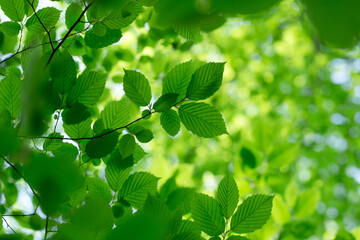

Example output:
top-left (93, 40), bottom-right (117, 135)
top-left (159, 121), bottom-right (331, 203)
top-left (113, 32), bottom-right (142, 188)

top-left (0, 0), bottom-right (359, 239)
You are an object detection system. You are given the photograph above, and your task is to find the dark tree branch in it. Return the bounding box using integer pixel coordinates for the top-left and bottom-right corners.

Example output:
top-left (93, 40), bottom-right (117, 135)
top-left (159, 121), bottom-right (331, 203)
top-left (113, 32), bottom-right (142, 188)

top-left (25, 0), bottom-right (55, 50)
top-left (0, 26), bottom-right (90, 65)
top-left (19, 97), bottom-right (188, 141)
top-left (2, 157), bottom-right (41, 204)
top-left (46, 1), bottom-right (94, 66)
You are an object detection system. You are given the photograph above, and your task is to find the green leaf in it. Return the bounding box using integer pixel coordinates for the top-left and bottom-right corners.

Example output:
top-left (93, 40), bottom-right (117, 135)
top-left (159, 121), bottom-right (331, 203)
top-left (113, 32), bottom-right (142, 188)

top-left (102, 1), bottom-right (142, 29)
top-left (294, 187), bottom-right (320, 218)
top-left (0, 22), bottom-right (21, 36)
top-left (123, 70), bottom-right (152, 106)
top-left (24, 0), bottom-right (39, 16)
top-left (172, 232), bottom-right (202, 240)
top-left (87, 177), bottom-right (113, 203)
top-left (179, 102), bottom-right (227, 138)
top-left (230, 194), bottom-right (274, 234)
top-left (43, 132), bottom-right (63, 151)
top-left (162, 61), bottom-right (195, 102)
top-left (240, 147), bottom-right (257, 169)
top-left (191, 193), bottom-right (225, 236)
top-left (62, 102), bottom-right (91, 125)
top-left (160, 109), bottom-right (180, 137)
top-left (212, 0), bottom-right (280, 15)
top-left (105, 155), bottom-right (132, 192)
top-left (186, 62), bottom-right (225, 101)
top-left (0, 126), bottom-right (19, 156)
top-left (85, 130), bottom-right (120, 159)
top-left (118, 134), bottom-right (135, 158)
top-left (134, 128), bottom-right (154, 143)
top-left (63, 118), bottom-right (92, 140)
top-left (133, 143), bottom-right (146, 163)
top-left (138, 0), bottom-right (158, 7)
top-left (65, 3), bottom-right (85, 32)
top-left (227, 236), bottom-right (249, 240)
top-left (174, 24), bottom-right (202, 42)
top-left (100, 99), bottom-right (130, 130)
top-left (50, 50), bottom-right (77, 94)
top-left (67, 71), bottom-right (106, 106)
top-left (0, 0), bottom-right (25, 22)
top-left (0, 74), bottom-right (21, 119)
top-left (216, 175), bottom-right (239, 219)
top-left (153, 93), bottom-right (179, 112)
top-left (118, 172), bottom-right (159, 208)
top-left (52, 143), bottom-right (79, 162)
top-left (178, 220), bottom-right (201, 235)
top-left (84, 24), bottom-right (122, 49)
top-left (26, 7), bottom-right (61, 33)
top-left (272, 195), bottom-right (291, 225)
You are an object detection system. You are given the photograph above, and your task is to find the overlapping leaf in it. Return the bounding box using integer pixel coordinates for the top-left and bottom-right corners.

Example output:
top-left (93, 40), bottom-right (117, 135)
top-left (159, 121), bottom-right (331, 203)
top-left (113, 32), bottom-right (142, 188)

top-left (230, 194), bottom-right (274, 234)
top-left (26, 7), bottom-right (61, 33)
top-left (67, 71), bottom-right (106, 106)
top-left (0, 0), bottom-right (25, 22)
top-left (186, 62), bottom-right (225, 100)
top-left (100, 99), bottom-right (130, 130)
top-left (123, 70), bottom-right (152, 106)
top-left (216, 175), bottom-right (239, 219)
top-left (118, 172), bottom-right (159, 208)
top-left (179, 102), bottom-right (227, 138)
top-left (191, 193), bottom-right (225, 236)
top-left (160, 109), bottom-right (180, 137)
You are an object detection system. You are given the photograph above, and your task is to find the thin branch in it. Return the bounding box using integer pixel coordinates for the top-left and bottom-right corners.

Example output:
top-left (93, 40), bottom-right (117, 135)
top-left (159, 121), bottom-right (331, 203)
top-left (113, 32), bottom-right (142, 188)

top-left (53, 94), bottom-right (64, 132)
top-left (46, 1), bottom-right (94, 66)
top-left (0, 24), bottom-right (91, 65)
top-left (2, 157), bottom-right (41, 204)
top-left (2, 204), bottom-right (39, 217)
top-left (2, 216), bottom-right (26, 239)
top-left (19, 97), bottom-right (188, 141)
top-left (44, 216), bottom-right (49, 240)
top-left (25, 0), bottom-right (54, 50)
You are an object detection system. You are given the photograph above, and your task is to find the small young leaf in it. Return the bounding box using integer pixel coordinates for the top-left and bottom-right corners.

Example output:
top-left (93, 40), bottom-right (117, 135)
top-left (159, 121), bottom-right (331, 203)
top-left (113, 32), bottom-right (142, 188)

top-left (179, 102), bottom-right (227, 138)
top-left (160, 109), bottom-right (180, 137)
top-left (50, 50), bottom-right (77, 94)
top-left (123, 70), bottom-right (152, 106)
top-left (230, 194), bottom-right (274, 234)
top-left (216, 175), bottom-right (239, 219)
top-left (67, 71), bottom-right (107, 106)
top-left (186, 62), bottom-right (225, 100)
top-left (43, 132), bottom-right (63, 151)
top-left (153, 93), bottom-right (179, 112)
top-left (85, 130), bottom-right (120, 159)
top-left (0, 0), bottom-right (25, 22)
top-left (191, 193), bottom-right (225, 236)
top-left (118, 172), bottom-right (159, 208)
top-left (26, 7), bottom-right (61, 33)
top-left (65, 3), bottom-right (85, 31)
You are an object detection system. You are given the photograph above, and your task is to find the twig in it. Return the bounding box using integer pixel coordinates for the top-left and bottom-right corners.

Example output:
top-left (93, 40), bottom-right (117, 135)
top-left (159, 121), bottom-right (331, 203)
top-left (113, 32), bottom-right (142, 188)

top-left (46, 1), bottom-right (94, 66)
top-left (2, 216), bottom-right (26, 239)
top-left (44, 216), bottom-right (49, 239)
top-left (2, 157), bottom-right (41, 204)
top-left (26, 0), bottom-right (54, 50)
